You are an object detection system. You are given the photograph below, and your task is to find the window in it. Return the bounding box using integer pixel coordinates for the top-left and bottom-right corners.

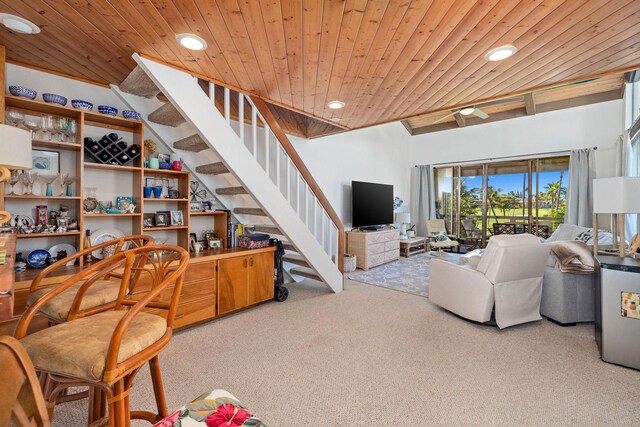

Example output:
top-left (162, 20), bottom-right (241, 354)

top-left (434, 156), bottom-right (569, 246)
top-left (632, 80), bottom-right (640, 126)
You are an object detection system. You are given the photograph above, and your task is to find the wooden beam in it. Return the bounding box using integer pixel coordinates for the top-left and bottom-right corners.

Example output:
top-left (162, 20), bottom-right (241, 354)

top-left (400, 120), bottom-right (415, 135)
top-left (454, 113), bottom-right (466, 127)
top-left (411, 88), bottom-right (622, 135)
top-left (0, 45), bottom-right (5, 124)
top-left (524, 93), bottom-right (536, 115)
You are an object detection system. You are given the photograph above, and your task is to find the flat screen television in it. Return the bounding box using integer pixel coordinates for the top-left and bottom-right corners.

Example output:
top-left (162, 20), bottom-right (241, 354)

top-left (352, 181), bottom-right (394, 228)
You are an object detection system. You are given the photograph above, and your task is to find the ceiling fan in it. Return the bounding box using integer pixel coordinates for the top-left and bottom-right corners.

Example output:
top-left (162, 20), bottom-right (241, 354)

top-left (433, 106), bottom-right (489, 124)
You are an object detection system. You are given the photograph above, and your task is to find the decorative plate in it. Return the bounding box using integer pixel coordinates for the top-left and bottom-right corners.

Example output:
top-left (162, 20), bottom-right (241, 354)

top-left (9, 215), bottom-right (34, 228)
top-left (90, 228), bottom-right (126, 259)
top-left (27, 249), bottom-right (50, 268)
top-left (48, 243), bottom-right (77, 266)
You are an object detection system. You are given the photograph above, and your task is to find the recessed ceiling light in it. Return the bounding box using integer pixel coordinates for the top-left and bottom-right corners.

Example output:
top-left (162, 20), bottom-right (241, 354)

top-left (459, 107), bottom-right (475, 116)
top-left (176, 33), bottom-right (208, 51)
top-left (0, 13), bottom-right (40, 34)
top-left (327, 100), bottom-right (345, 109)
top-left (485, 45), bottom-right (517, 62)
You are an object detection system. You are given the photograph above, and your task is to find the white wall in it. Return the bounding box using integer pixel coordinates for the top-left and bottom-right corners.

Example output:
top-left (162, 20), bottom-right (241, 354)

top-left (291, 122), bottom-right (412, 227)
top-left (410, 100), bottom-right (625, 178)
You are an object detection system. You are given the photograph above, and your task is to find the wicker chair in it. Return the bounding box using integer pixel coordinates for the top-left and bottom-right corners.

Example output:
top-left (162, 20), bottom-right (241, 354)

top-left (15, 245), bottom-right (190, 427)
top-left (461, 219), bottom-right (483, 249)
top-left (0, 335), bottom-right (50, 427)
top-left (27, 235), bottom-right (153, 325)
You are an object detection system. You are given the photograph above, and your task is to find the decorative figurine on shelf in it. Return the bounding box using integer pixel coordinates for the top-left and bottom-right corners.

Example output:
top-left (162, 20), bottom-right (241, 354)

top-left (36, 205), bottom-right (48, 226)
top-left (49, 210), bottom-right (59, 226)
top-left (83, 187), bottom-right (99, 213)
top-left (67, 219), bottom-right (78, 231)
top-left (144, 139), bottom-right (157, 168)
top-left (59, 204), bottom-right (70, 218)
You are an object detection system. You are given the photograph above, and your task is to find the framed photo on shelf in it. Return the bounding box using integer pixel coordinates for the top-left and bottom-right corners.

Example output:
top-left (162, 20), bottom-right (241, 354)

top-left (189, 233), bottom-right (198, 251)
top-left (116, 196), bottom-right (133, 211)
top-left (143, 213), bottom-right (155, 228)
top-left (202, 201), bottom-right (213, 211)
top-left (190, 201), bottom-right (203, 212)
top-left (157, 153), bottom-right (170, 163)
top-left (155, 211), bottom-right (169, 227)
top-left (32, 150), bottom-right (60, 174)
top-left (170, 210), bottom-right (184, 226)
top-left (202, 230), bottom-right (216, 243)
top-left (208, 238), bottom-right (222, 249)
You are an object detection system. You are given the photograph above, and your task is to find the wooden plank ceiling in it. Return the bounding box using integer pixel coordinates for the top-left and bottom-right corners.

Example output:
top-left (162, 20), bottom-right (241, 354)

top-left (1, 0), bottom-right (640, 134)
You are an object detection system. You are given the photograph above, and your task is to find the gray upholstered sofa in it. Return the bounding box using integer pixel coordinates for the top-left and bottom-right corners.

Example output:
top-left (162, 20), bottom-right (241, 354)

top-left (539, 224), bottom-right (611, 326)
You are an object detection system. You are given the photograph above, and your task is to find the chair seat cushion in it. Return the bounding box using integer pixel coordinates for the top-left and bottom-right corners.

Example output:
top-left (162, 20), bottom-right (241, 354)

top-left (430, 240), bottom-right (459, 248)
top-left (21, 311), bottom-right (167, 381)
top-left (27, 280), bottom-right (122, 322)
top-left (153, 389), bottom-right (266, 427)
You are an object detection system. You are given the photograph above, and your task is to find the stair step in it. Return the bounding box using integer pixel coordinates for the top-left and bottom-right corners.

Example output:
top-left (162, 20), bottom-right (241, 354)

top-left (233, 207), bottom-right (266, 216)
top-left (290, 267), bottom-right (321, 281)
top-left (216, 186), bottom-right (248, 196)
top-left (148, 103), bottom-right (186, 127)
top-left (119, 66), bottom-right (160, 98)
top-left (195, 162), bottom-right (228, 175)
top-left (253, 224), bottom-right (281, 235)
top-left (282, 241), bottom-right (296, 252)
top-left (174, 134), bottom-right (209, 152)
top-left (283, 254), bottom-right (308, 267)
top-left (156, 92), bottom-right (169, 103)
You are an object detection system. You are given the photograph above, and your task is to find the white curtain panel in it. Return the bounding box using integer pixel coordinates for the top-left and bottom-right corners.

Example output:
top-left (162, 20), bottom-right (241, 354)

top-left (616, 134), bottom-right (638, 239)
top-left (565, 148), bottom-right (595, 227)
top-left (410, 165), bottom-right (435, 236)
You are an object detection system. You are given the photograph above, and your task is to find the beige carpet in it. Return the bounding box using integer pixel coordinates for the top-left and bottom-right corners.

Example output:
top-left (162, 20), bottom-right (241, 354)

top-left (52, 278), bottom-right (640, 426)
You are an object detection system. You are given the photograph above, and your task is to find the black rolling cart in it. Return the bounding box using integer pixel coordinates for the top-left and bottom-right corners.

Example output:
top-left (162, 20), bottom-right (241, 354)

top-left (270, 238), bottom-right (288, 301)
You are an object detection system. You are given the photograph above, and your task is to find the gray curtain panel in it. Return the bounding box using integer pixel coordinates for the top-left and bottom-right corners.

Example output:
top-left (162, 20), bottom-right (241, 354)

top-left (411, 165), bottom-right (435, 236)
top-left (565, 148), bottom-right (595, 227)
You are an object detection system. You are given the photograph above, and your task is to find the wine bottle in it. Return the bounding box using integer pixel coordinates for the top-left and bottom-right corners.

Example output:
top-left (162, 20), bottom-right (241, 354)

top-left (83, 230), bottom-right (93, 263)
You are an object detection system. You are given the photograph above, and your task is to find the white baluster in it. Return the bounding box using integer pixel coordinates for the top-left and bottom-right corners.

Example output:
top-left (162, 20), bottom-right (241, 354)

top-left (276, 145), bottom-right (281, 191)
top-left (328, 222), bottom-right (333, 260)
top-left (238, 92), bottom-right (244, 143)
top-left (209, 82), bottom-right (215, 102)
top-left (296, 171), bottom-right (300, 216)
top-left (286, 158), bottom-right (291, 202)
top-left (321, 211), bottom-right (325, 248)
top-left (224, 87), bottom-right (230, 124)
top-left (313, 197), bottom-right (317, 238)
top-left (265, 128), bottom-right (270, 176)
top-left (334, 227), bottom-right (339, 264)
top-left (251, 106), bottom-right (257, 157)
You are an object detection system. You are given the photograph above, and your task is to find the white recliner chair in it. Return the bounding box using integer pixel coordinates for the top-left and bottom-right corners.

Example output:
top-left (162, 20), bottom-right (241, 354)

top-left (429, 234), bottom-right (550, 329)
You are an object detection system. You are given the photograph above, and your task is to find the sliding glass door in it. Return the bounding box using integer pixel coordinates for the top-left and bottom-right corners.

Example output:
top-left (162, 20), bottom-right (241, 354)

top-left (434, 155), bottom-right (568, 247)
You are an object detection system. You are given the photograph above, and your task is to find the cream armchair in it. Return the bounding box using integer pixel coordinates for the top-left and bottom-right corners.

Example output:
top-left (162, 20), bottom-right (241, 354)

top-left (429, 234), bottom-right (550, 329)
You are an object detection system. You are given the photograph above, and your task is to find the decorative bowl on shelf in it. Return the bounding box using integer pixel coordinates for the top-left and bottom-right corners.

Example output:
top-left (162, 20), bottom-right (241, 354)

top-left (9, 85), bottom-right (37, 99)
top-left (42, 93), bottom-right (68, 106)
top-left (71, 99), bottom-right (93, 111)
top-left (159, 162), bottom-right (172, 170)
top-left (98, 105), bottom-right (118, 116)
top-left (122, 110), bottom-right (141, 120)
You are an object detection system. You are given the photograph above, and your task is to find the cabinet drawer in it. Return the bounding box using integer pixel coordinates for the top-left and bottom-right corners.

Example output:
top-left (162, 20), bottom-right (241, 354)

top-left (180, 279), bottom-right (216, 303)
top-left (385, 240), bottom-right (399, 251)
top-left (366, 233), bottom-right (387, 244)
top-left (385, 249), bottom-right (400, 261)
top-left (368, 242), bottom-right (385, 254)
top-left (385, 230), bottom-right (400, 241)
top-left (366, 252), bottom-right (385, 268)
top-left (184, 261), bottom-right (216, 283)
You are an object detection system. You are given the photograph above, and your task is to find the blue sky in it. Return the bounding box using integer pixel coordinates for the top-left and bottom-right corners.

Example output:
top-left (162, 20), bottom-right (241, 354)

top-left (464, 172), bottom-right (568, 194)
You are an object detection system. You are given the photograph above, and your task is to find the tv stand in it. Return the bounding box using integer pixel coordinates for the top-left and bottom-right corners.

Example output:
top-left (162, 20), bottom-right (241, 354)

top-left (359, 225), bottom-right (383, 231)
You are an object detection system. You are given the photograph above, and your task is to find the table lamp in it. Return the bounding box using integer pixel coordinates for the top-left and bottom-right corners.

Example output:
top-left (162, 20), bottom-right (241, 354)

top-left (593, 177), bottom-right (640, 257)
top-left (395, 212), bottom-right (411, 240)
top-left (0, 125), bottom-right (32, 224)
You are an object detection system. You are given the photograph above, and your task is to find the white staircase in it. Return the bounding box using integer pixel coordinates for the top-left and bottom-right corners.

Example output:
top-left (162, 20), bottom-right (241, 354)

top-left (113, 54), bottom-right (344, 293)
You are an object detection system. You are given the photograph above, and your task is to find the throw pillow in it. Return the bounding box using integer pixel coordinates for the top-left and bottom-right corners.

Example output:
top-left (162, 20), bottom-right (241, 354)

top-left (432, 231), bottom-right (448, 242)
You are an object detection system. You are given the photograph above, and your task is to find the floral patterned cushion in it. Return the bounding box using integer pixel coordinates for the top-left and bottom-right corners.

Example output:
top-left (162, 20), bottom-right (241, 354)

top-left (154, 389), bottom-right (266, 427)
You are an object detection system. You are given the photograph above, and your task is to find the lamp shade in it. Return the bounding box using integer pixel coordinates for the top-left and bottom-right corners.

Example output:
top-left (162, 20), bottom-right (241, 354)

top-left (395, 212), bottom-right (410, 223)
top-left (0, 125), bottom-right (32, 169)
top-left (593, 177), bottom-right (640, 213)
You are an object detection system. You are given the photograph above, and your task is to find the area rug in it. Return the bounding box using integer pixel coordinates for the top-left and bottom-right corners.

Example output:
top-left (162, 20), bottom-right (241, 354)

top-left (348, 252), bottom-right (461, 297)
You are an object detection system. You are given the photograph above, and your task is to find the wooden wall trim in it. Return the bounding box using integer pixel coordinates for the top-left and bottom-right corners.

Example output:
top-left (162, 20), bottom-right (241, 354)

top-left (251, 96), bottom-right (345, 272)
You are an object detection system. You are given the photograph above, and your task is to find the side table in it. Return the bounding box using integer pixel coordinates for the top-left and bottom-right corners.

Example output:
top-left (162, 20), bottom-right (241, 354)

top-left (400, 237), bottom-right (427, 257)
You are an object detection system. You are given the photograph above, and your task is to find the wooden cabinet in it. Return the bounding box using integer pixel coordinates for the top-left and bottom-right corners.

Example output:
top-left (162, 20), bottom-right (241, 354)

top-left (218, 252), bottom-right (274, 315)
top-left (346, 229), bottom-right (400, 270)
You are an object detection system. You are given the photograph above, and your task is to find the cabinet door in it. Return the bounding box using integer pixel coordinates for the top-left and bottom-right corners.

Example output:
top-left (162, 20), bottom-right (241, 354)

top-left (218, 256), bottom-right (248, 315)
top-left (248, 252), bottom-right (274, 305)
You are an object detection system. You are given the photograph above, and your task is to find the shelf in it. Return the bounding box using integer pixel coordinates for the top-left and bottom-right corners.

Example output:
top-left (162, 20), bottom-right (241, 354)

top-left (83, 213), bottom-right (142, 217)
top-left (144, 168), bottom-right (189, 176)
top-left (190, 211), bottom-right (226, 216)
top-left (144, 198), bottom-right (189, 202)
top-left (83, 111), bottom-right (141, 130)
top-left (84, 162), bottom-right (141, 171)
top-left (32, 139), bottom-right (81, 151)
top-left (144, 226), bottom-right (189, 231)
top-left (5, 95), bottom-right (82, 118)
top-left (16, 231), bottom-right (81, 239)
top-left (5, 195), bottom-right (81, 200)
